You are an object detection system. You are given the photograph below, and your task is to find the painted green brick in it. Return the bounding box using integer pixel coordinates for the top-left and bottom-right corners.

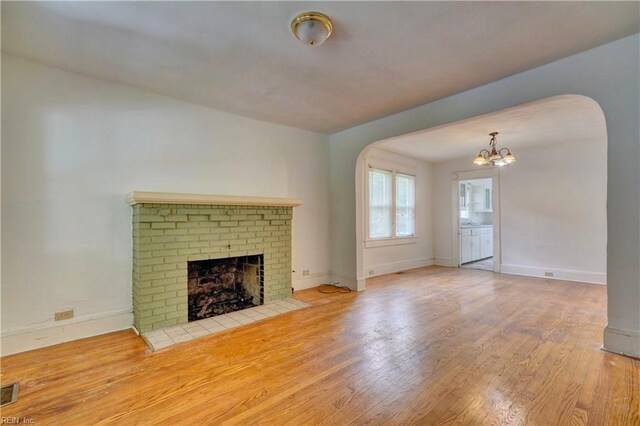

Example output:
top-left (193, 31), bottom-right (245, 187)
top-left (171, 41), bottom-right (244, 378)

top-left (165, 296), bottom-right (186, 306)
top-left (153, 305), bottom-right (177, 316)
top-left (189, 241), bottom-right (209, 248)
top-left (187, 228), bottom-right (211, 235)
top-left (176, 222), bottom-right (199, 229)
top-left (138, 257), bottom-right (165, 266)
top-left (140, 215), bottom-right (165, 222)
top-left (153, 263), bottom-right (179, 272)
top-left (152, 277), bottom-right (177, 286)
top-left (139, 271), bottom-right (166, 281)
top-left (152, 222), bottom-right (176, 229)
top-left (165, 228), bottom-right (190, 236)
top-left (151, 236), bottom-right (177, 243)
top-left (164, 241), bottom-right (190, 249)
top-left (175, 235), bottom-right (199, 242)
top-left (152, 318), bottom-right (179, 329)
top-left (165, 215), bottom-right (188, 222)
top-left (137, 286), bottom-right (167, 296)
top-left (138, 229), bottom-right (166, 237)
top-left (177, 248), bottom-right (200, 255)
top-left (164, 311), bottom-right (186, 321)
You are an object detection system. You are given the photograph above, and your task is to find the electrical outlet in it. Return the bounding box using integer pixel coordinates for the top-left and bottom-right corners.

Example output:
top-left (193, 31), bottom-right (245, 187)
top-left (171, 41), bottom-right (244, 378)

top-left (369, 269), bottom-right (375, 275)
top-left (303, 270), bottom-right (310, 276)
top-left (54, 309), bottom-right (74, 321)
top-left (545, 272), bottom-right (554, 277)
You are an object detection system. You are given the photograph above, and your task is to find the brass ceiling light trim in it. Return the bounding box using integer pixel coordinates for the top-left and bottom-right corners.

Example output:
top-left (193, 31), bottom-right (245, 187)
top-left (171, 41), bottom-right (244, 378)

top-left (473, 132), bottom-right (516, 167)
top-left (290, 12), bottom-right (333, 46)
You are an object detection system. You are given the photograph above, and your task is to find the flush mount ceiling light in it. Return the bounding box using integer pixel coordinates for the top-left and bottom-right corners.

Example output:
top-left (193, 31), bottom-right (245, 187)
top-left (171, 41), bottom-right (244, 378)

top-left (291, 12), bottom-right (333, 46)
top-left (473, 132), bottom-right (516, 167)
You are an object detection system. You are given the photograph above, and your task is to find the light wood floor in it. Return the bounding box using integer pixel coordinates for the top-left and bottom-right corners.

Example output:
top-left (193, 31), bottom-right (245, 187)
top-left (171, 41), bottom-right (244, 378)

top-left (1, 267), bottom-right (638, 425)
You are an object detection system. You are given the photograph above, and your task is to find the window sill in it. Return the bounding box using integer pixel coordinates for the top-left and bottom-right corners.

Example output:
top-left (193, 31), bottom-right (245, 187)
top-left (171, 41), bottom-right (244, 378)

top-left (365, 236), bottom-right (418, 248)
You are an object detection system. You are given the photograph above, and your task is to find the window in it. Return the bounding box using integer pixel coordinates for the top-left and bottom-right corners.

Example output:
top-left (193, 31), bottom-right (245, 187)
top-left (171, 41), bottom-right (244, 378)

top-left (368, 168), bottom-right (393, 238)
top-left (368, 168), bottom-right (416, 240)
top-left (395, 173), bottom-right (415, 237)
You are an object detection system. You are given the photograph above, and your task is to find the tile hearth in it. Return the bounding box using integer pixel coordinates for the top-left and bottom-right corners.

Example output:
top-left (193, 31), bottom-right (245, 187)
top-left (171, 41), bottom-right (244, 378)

top-left (141, 298), bottom-right (310, 351)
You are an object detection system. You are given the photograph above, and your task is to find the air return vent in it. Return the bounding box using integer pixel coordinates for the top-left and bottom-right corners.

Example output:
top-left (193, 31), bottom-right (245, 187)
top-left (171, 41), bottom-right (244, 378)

top-left (1, 382), bottom-right (19, 406)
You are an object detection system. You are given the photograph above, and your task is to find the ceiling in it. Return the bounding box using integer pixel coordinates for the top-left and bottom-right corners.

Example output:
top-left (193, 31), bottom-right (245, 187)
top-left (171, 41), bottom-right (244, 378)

top-left (374, 95), bottom-right (607, 163)
top-left (2, 2), bottom-right (638, 134)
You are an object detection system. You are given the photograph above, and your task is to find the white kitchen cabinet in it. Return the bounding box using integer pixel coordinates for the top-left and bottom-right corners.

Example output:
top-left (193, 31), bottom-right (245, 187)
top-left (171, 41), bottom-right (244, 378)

top-left (461, 234), bottom-right (473, 263)
top-left (471, 235), bottom-right (481, 260)
top-left (480, 232), bottom-right (493, 259)
top-left (460, 226), bottom-right (493, 264)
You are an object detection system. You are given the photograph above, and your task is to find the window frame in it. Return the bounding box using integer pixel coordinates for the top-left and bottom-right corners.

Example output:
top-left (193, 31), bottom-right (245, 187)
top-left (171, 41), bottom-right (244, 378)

top-left (365, 161), bottom-right (417, 248)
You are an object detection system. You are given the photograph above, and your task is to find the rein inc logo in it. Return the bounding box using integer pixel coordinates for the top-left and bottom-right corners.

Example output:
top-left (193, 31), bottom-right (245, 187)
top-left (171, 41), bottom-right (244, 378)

top-left (1, 418), bottom-right (34, 424)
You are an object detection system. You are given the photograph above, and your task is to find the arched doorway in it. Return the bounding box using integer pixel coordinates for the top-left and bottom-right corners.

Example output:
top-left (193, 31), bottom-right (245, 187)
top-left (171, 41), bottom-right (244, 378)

top-left (355, 94), bottom-right (607, 291)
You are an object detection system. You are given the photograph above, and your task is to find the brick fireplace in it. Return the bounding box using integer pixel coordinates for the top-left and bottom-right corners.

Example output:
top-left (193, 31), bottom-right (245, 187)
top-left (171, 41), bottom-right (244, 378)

top-left (127, 192), bottom-right (302, 333)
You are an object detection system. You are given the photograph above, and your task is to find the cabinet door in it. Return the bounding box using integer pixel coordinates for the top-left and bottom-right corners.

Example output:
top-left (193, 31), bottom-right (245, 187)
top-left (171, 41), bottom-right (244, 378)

top-left (480, 233), bottom-right (493, 259)
top-left (471, 235), bottom-right (481, 261)
top-left (461, 235), bottom-right (472, 264)
top-left (484, 188), bottom-right (492, 211)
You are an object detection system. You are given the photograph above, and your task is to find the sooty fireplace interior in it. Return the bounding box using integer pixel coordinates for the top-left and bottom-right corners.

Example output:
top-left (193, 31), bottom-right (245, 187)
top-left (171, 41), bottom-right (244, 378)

top-left (188, 254), bottom-right (264, 321)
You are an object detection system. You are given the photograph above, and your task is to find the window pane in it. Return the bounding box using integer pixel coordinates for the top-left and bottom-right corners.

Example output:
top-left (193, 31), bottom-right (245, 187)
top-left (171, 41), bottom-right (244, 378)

top-left (396, 173), bottom-right (415, 237)
top-left (369, 168), bottom-right (392, 238)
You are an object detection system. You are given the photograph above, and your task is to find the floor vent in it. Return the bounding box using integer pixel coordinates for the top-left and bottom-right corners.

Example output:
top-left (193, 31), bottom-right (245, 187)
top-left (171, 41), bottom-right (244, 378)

top-left (1, 382), bottom-right (19, 406)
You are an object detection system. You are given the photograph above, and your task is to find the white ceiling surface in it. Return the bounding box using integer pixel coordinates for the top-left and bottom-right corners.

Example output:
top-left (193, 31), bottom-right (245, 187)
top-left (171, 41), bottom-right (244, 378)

top-left (2, 2), bottom-right (638, 133)
top-left (375, 95), bottom-right (607, 163)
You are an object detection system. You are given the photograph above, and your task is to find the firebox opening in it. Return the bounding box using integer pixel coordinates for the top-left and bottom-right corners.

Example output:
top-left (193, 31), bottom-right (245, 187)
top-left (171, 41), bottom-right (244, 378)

top-left (187, 254), bottom-right (264, 321)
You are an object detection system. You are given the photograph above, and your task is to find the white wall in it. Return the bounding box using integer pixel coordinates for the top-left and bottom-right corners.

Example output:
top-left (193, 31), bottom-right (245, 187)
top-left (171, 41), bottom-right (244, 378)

top-left (1, 54), bottom-right (331, 353)
top-left (329, 34), bottom-right (639, 357)
top-left (363, 148), bottom-right (433, 277)
top-left (433, 138), bottom-right (607, 283)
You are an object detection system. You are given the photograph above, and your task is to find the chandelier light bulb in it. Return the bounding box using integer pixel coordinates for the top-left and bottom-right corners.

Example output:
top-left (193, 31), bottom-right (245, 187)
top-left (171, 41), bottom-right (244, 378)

top-left (474, 154), bottom-right (488, 166)
top-left (503, 152), bottom-right (516, 164)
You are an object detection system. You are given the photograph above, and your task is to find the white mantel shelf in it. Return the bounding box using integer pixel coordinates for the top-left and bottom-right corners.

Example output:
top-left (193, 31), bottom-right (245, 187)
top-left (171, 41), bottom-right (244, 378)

top-left (125, 191), bottom-right (303, 207)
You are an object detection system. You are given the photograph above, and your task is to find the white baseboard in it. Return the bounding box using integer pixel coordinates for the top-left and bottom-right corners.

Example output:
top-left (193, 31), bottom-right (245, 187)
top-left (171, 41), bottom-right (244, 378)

top-left (603, 325), bottom-right (640, 358)
top-left (292, 273), bottom-right (332, 291)
top-left (500, 263), bottom-right (606, 285)
top-left (364, 258), bottom-right (434, 278)
top-left (434, 257), bottom-right (456, 267)
top-left (0, 309), bottom-right (133, 356)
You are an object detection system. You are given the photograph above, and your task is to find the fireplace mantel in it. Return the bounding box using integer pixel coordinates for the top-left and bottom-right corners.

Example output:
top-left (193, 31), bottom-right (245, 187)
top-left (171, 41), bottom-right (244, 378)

top-left (125, 191), bottom-right (303, 207)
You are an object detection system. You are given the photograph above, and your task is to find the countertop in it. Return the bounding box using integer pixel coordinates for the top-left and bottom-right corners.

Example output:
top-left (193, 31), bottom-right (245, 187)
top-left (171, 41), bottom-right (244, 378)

top-left (460, 224), bottom-right (493, 229)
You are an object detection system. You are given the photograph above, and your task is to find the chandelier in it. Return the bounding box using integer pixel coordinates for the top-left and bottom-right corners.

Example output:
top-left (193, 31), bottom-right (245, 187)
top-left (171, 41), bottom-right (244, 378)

top-left (473, 132), bottom-right (516, 166)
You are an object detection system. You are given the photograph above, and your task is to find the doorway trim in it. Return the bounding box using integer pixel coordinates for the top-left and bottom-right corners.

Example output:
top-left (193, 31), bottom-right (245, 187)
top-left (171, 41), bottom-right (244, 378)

top-left (451, 169), bottom-right (501, 272)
